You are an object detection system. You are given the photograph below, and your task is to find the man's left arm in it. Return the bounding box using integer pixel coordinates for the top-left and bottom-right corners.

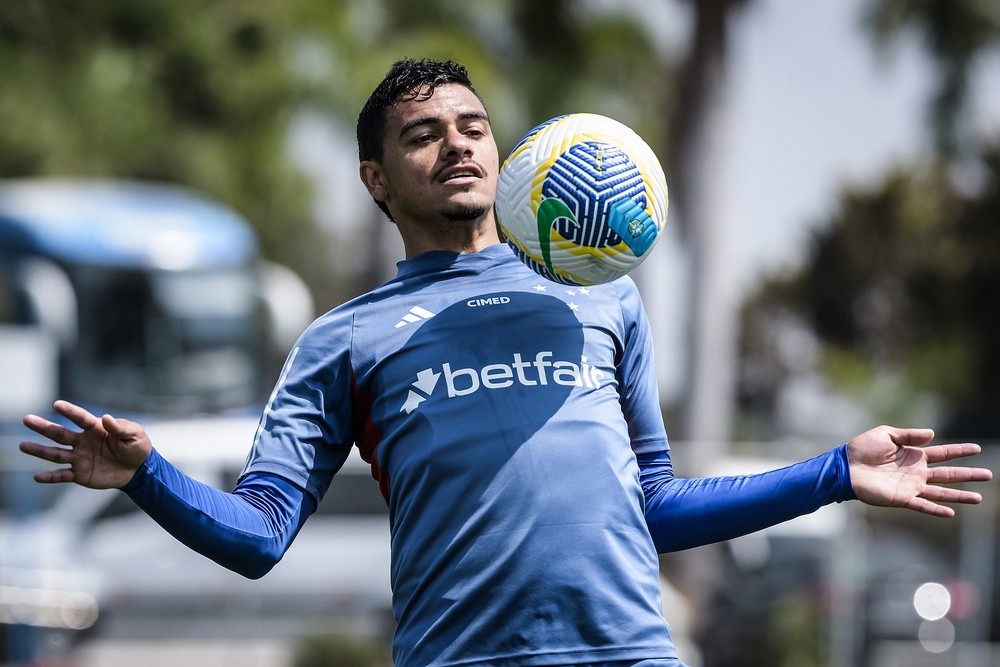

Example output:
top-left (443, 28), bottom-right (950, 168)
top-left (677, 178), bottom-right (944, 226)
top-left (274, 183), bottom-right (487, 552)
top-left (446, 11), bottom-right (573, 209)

top-left (640, 426), bottom-right (992, 553)
top-left (639, 446), bottom-right (853, 553)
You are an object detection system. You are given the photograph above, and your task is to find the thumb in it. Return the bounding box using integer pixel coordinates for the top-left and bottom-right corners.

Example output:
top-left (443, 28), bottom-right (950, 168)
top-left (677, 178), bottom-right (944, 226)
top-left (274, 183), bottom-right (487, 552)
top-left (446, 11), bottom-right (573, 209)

top-left (101, 413), bottom-right (143, 443)
top-left (100, 413), bottom-right (151, 469)
top-left (101, 413), bottom-right (126, 437)
top-left (889, 426), bottom-right (935, 447)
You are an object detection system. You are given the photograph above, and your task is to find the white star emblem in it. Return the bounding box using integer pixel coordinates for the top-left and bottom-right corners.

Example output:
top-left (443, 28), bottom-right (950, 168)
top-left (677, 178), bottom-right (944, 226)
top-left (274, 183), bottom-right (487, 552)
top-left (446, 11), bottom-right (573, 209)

top-left (565, 289), bottom-right (577, 296)
top-left (567, 301), bottom-right (580, 312)
top-left (578, 287), bottom-right (591, 296)
top-left (532, 284), bottom-right (547, 292)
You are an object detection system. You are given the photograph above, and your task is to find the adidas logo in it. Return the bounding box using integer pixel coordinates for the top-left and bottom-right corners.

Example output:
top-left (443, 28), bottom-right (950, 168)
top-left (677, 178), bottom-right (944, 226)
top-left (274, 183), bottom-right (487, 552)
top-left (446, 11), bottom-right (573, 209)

top-left (395, 305), bottom-right (436, 328)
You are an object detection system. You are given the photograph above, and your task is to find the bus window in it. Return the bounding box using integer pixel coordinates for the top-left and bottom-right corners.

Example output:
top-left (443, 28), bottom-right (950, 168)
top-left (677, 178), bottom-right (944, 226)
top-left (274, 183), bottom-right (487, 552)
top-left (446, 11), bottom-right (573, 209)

top-left (63, 264), bottom-right (263, 414)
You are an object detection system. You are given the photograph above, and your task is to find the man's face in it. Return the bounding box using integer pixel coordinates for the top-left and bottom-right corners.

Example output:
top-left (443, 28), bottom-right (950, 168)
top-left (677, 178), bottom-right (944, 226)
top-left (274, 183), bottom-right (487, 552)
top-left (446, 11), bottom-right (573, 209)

top-left (362, 83), bottom-right (499, 228)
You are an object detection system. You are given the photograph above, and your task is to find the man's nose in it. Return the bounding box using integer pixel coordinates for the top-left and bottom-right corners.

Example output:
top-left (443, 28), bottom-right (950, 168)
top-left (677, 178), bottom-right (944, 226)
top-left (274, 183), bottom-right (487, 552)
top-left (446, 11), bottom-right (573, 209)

top-left (442, 128), bottom-right (473, 157)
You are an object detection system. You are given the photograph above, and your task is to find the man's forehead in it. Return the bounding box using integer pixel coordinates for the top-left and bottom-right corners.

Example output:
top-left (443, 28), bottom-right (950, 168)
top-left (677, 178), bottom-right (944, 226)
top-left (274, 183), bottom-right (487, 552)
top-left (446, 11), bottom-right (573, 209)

top-left (389, 83), bottom-right (488, 125)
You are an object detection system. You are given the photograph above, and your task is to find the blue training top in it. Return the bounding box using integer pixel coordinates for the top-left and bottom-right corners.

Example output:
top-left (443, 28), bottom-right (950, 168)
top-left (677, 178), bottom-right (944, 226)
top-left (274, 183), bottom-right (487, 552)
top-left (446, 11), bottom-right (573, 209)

top-left (122, 243), bottom-right (855, 667)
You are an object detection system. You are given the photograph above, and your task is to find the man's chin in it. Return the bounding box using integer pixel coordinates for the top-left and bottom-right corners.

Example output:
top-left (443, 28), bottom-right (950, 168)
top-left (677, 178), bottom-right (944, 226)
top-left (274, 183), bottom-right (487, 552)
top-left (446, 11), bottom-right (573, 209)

top-left (441, 203), bottom-right (490, 222)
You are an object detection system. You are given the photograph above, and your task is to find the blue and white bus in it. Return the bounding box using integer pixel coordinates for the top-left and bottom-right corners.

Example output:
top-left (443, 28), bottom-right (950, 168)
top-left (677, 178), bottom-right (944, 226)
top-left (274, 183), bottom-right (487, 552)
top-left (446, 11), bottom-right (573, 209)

top-left (0, 179), bottom-right (316, 661)
top-left (0, 178), bottom-right (313, 417)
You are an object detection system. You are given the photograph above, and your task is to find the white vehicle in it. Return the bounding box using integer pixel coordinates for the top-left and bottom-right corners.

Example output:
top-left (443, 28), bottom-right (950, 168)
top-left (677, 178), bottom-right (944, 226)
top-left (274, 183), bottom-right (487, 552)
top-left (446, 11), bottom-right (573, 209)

top-left (2, 415), bottom-right (393, 647)
top-left (0, 179), bottom-right (394, 662)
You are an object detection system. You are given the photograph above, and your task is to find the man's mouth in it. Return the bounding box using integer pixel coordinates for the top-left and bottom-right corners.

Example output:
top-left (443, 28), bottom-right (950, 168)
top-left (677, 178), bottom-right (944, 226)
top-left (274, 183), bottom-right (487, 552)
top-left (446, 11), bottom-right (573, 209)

top-left (437, 162), bottom-right (484, 183)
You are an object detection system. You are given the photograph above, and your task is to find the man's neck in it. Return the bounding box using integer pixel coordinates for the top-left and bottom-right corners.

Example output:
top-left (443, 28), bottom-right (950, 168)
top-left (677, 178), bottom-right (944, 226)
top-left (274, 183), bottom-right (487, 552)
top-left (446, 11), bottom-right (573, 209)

top-left (399, 217), bottom-right (502, 258)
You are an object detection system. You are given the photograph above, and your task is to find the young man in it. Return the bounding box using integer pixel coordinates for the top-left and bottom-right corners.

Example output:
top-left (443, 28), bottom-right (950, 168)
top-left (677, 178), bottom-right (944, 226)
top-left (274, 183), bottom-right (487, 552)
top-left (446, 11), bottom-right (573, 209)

top-left (20, 59), bottom-right (991, 667)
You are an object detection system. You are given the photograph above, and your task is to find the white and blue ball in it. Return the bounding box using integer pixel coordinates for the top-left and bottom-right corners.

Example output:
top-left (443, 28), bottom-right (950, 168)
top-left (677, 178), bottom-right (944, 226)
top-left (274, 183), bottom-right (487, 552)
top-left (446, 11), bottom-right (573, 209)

top-left (496, 113), bottom-right (668, 286)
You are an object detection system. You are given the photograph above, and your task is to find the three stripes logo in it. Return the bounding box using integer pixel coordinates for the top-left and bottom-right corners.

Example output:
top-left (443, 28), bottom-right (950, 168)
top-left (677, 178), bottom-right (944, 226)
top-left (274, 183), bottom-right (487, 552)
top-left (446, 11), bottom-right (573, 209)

top-left (395, 305), bottom-right (436, 328)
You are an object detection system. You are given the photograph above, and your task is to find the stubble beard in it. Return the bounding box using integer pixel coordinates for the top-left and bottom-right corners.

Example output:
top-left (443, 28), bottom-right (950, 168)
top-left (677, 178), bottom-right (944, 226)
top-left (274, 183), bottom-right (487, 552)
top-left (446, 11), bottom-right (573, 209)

top-left (441, 203), bottom-right (490, 222)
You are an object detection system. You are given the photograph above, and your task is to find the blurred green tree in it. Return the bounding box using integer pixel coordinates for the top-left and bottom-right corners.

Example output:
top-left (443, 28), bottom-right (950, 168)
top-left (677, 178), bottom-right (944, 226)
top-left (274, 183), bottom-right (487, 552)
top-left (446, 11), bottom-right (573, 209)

top-left (292, 630), bottom-right (390, 667)
top-left (739, 142), bottom-right (1000, 438)
top-left (0, 1), bottom-right (671, 309)
top-left (863, 0), bottom-right (1000, 159)
top-left (0, 1), bottom-right (343, 269)
top-left (737, 1), bottom-right (1000, 440)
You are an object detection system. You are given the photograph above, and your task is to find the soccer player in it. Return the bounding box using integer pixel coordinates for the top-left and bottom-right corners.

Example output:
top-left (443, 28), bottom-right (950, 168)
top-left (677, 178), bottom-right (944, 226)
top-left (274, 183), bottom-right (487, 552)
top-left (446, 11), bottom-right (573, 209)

top-left (20, 59), bottom-right (992, 667)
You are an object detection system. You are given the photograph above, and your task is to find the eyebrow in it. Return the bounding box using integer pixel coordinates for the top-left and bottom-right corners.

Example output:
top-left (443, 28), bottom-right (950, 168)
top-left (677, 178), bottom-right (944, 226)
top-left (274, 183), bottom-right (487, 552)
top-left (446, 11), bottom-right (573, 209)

top-left (398, 111), bottom-right (491, 138)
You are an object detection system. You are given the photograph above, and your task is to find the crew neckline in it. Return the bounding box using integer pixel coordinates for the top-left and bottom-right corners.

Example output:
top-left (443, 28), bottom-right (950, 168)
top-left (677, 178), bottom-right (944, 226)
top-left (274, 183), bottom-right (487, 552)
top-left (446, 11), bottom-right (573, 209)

top-left (394, 243), bottom-right (513, 280)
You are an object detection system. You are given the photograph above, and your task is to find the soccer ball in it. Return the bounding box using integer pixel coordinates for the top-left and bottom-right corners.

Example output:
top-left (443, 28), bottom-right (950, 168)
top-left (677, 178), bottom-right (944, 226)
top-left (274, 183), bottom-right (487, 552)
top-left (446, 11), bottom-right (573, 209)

top-left (495, 113), bottom-right (668, 286)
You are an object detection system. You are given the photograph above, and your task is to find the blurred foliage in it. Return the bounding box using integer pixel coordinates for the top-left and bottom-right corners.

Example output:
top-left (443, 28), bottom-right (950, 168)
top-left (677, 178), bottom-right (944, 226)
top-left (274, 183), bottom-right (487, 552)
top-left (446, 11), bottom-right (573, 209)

top-left (501, 0), bottom-right (673, 152)
top-left (738, 0), bottom-right (1000, 440)
top-left (863, 0), bottom-right (1000, 159)
top-left (292, 631), bottom-right (390, 667)
top-left (695, 538), bottom-right (827, 667)
top-left (8, 0), bottom-right (993, 439)
top-left (739, 141), bottom-right (1000, 438)
top-left (0, 0), bottom-right (334, 271)
top-left (0, 0), bottom-right (672, 309)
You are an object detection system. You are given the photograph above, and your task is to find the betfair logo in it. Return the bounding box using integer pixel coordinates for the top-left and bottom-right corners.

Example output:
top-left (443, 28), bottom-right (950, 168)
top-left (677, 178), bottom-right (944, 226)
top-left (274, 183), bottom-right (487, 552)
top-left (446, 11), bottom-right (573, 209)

top-left (400, 351), bottom-right (607, 414)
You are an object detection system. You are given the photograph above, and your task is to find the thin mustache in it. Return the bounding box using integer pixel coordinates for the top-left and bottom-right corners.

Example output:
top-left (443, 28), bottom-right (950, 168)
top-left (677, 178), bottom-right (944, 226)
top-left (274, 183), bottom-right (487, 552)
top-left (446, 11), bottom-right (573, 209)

top-left (433, 158), bottom-right (487, 182)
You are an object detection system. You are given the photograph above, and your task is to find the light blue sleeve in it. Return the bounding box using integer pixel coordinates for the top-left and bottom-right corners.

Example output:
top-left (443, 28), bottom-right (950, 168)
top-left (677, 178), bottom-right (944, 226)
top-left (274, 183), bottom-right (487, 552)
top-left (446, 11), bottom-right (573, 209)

top-left (614, 278), bottom-right (670, 456)
top-left (240, 308), bottom-right (358, 502)
top-left (121, 449), bottom-right (316, 579)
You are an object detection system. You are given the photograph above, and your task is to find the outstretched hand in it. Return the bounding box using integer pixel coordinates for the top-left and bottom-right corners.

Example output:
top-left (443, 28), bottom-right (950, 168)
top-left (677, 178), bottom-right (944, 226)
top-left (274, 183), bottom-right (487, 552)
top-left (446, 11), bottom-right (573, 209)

top-left (847, 425), bottom-right (992, 517)
top-left (20, 400), bottom-right (152, 489)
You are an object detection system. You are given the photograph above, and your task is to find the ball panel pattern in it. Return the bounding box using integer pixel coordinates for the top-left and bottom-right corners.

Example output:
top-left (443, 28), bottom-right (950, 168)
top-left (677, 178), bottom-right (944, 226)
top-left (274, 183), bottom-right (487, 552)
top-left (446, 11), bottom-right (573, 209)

top-left (543, 141), bottom-right (647, 249)
top-left (496, 113), bottom-right (668, 286)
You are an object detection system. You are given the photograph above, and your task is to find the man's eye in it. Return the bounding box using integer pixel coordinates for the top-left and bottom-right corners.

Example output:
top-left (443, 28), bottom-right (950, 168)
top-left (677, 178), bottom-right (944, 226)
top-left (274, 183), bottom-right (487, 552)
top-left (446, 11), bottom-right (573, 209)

top-left (413, 134), bottom-right (436, 144)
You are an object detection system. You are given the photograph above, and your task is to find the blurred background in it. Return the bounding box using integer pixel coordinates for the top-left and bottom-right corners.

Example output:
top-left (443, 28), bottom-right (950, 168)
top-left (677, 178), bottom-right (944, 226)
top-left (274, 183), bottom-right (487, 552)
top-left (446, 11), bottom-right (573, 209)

top-left (0, 0), bottom-right (998, 665)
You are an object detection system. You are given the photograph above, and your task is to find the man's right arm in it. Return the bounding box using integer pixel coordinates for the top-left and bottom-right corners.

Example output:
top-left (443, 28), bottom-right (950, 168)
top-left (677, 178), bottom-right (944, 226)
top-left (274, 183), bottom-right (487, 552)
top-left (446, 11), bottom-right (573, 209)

top-left (122, 448), bottom-right (316, 579)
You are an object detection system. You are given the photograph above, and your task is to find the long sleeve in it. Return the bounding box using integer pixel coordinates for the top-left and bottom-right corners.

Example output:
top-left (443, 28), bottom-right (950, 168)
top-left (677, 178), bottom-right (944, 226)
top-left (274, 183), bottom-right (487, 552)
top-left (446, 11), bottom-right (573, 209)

top-left (640, 445), bottom-right (857, 553)
top-left (120, 448), bottom-right (316, 579)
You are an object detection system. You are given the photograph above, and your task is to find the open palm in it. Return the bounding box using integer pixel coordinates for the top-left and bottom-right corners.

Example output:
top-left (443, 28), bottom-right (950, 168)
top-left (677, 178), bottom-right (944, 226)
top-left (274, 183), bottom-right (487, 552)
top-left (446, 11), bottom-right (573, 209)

top-left (847, 425), bottom-right (992, 517)
top-left (20, 400), bottom-right (152, 489)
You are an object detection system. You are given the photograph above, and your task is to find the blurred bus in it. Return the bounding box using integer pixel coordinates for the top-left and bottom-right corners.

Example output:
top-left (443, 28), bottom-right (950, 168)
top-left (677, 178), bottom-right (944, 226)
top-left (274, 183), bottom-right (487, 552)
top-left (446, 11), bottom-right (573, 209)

top-left (0, 179), bottom-right (342, 664)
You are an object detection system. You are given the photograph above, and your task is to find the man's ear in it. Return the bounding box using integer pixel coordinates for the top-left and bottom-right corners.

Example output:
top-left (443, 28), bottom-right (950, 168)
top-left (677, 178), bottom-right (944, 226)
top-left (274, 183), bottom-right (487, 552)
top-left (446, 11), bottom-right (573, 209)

top-left (360, 160), bottom-right (388, 203)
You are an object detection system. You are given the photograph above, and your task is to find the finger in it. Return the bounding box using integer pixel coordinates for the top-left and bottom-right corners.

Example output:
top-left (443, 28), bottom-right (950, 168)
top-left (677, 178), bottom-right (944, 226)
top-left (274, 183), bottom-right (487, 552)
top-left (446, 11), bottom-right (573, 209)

top-left (890, 427), bottom-right (935, 447)
top-left (33, 468), bottom-right (76, 484)
top-left (907, 496), bottom-right (956, 518)
top-left (102, 413), bottom-right (128, 438)
top-left (921, 484), bottom-right (983, 505)
top-left (926, 464), bottom-right (993, 484)
top-left (923, 442), bottom-right (984, 464)
top-left (21, 415), bottom-right (78, 446)
top-left (53, 400), bottom-right (101, 431)
top-left (19, 441), bottom-right (74, 465)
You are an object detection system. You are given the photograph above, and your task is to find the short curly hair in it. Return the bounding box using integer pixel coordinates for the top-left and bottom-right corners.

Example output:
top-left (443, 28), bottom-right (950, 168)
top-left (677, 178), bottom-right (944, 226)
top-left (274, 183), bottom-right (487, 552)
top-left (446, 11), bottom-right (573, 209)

top-left (357, 59), bottom-right (484, 220)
